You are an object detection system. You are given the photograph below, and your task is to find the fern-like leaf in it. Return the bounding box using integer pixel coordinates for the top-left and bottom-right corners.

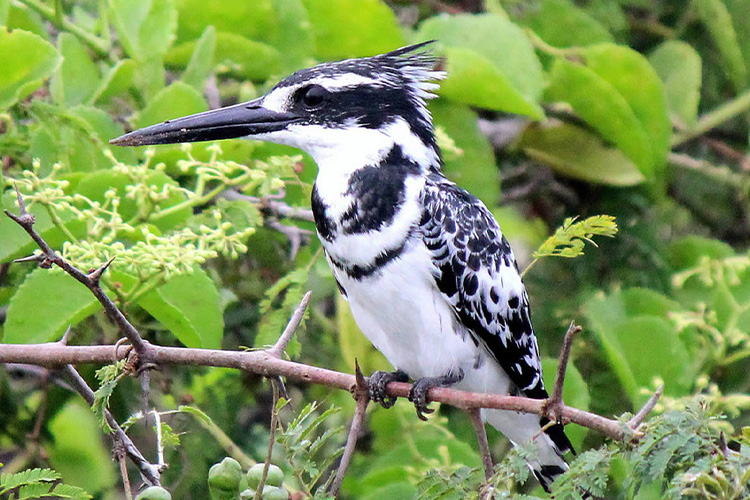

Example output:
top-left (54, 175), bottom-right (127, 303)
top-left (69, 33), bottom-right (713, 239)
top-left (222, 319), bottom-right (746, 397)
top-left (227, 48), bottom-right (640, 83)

top-left (533, 215), bottom-right (618, 259)
top-left (0, 468), bottom-right (60, 495)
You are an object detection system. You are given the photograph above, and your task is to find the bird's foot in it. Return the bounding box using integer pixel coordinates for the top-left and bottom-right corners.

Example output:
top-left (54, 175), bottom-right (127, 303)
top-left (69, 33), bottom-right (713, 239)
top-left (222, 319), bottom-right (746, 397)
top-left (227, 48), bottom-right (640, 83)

top-left (368, 369), bottom-right (408, 409)
top-left (409, 369), bottom-right (464, 421)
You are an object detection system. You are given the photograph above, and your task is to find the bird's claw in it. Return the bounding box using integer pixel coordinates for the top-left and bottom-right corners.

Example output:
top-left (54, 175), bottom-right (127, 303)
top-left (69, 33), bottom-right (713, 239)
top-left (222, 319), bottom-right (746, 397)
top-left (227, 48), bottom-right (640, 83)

top-left (368, 370), bottom-right (408, 409)
top-left (409, 378), bottom-right (437, 421)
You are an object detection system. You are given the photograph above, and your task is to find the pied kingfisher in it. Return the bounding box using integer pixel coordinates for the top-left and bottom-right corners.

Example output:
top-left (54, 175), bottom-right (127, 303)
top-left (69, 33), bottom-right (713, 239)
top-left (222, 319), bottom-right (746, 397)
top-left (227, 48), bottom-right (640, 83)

top-left (112, 42), bottom-right (573, 490)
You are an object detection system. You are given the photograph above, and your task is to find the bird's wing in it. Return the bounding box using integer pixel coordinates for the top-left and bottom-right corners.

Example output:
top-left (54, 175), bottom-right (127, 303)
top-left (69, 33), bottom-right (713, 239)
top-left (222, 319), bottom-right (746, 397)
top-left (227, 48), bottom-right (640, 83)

top-left (420, 175), bottom-right (547, 399)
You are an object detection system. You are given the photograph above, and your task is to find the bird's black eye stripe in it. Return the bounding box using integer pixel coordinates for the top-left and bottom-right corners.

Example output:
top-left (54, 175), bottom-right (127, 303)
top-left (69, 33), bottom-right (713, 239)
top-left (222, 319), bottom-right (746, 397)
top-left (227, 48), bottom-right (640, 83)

top-left (297, 84), bottom-right (328, 109)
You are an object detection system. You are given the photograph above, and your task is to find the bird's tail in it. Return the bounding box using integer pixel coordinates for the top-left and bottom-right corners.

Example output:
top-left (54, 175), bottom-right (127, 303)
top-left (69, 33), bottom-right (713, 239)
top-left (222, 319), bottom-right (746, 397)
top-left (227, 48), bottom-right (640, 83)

top-left (482, 408), bottom-right (574, 492)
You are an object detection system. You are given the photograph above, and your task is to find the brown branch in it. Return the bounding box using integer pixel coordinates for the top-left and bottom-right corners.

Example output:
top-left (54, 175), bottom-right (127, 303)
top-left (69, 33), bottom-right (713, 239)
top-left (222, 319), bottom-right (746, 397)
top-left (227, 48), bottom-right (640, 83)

top-left (467, 408), bottom-right (493, 481)
top-left (267, 291), bottom-right (312, 359)
top-left (254, 380), bottom-right (282, 500)
top-left (331, 361), bottom-right (370, 497)
top-left (543, 322), bottom-right (582, 423)
top-left (61, 364), bottom-right (162, 485)
top-left (4, 188), bottom-right (150, 356)
top-left (220, 190), bottom-right (315, 222)
top-left (628, 384), bottom-right (664, 432)
top-left (0, 341), bottom-right (637, 442)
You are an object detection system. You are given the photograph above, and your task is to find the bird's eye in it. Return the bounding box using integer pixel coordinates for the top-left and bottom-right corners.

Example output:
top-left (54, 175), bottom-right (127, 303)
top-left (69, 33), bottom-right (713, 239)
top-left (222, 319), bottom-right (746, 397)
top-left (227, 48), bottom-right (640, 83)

top-left (300, 85), bottom-right (327, 109)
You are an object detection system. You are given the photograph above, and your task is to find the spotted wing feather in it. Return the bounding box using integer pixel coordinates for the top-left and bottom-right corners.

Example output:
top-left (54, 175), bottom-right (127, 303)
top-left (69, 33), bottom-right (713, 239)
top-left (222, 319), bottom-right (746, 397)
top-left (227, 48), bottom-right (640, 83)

top-left (420, 174), bottom-right (573, 454)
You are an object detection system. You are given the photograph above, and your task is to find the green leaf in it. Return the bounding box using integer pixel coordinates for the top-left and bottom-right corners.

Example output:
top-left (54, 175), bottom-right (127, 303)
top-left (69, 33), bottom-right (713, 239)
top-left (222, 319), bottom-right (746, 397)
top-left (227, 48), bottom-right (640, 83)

top-left (267, 0), bottom-right (316, 72)
top-left (723, 0), bottom-right (750, 79)
top-left (437, 47), bottom-right (545, 119)
top-left (431, 99), bottom-right (499, 204)
top-left (3, 269), bottom-right (101, 344)
top-left (137, 267), bottom-right (224, 349)
top-left (0, 468), bottom-right (60, 495)
top-left (110, 0), bottom-right (177, 61)
top-left (511, 0), bottom-right (613, 48)
top-left (87, 59), bottom-right (136, 104)
top-left (134, 80), bottom-right (207, 128)
top-left (519, 122), bottom-right (646, 186)
top-left (166, 32), bottom-right (281, 82)
top-left (695, 0), bottom-right (748, 92)
top-left (418, 13), bottom-right (545, 118)
top-left (542, 358), bottom-right (589, 449)
top-left (47, 401), bottom-right (116, 494)
top-left (649, 41), bottom-right (702, 126)
top-left (584, 290), bottom-right (693, 406)
top-left (546, 57), bottom-right (654, 177)
top-left (533, 215), bottom-right (617, 259)
top-left (0, 0), bottom-right (8, 25)
top-left (582, 44), bottom-right (671, 171)
top-left (175, 0), bottom-right (275, 44)
top-left (50, 33), bottom-right (100, 107)
top-left (180, 25), bottom-right (216, 91)
top-left (0, 27), bottom-right (61, 110)
top-left (302, 0), bottom-right (405, 60)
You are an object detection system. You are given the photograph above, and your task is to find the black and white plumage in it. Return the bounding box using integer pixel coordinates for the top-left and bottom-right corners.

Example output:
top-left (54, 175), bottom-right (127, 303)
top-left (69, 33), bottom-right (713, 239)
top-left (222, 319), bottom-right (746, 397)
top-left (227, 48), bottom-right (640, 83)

top-left (111, 42), bottom-right (573, 491)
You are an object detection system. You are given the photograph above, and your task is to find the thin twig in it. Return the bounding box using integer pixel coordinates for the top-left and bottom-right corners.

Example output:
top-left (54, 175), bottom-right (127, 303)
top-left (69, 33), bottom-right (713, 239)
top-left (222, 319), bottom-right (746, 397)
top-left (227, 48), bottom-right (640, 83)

top-left (152, 410), bottom-right (166, 470)
top-left (4, 189), bottom-right (150, 356)
top-left (628, 384), bottom-right (664, 432)
top-left (266, 218), bottom-right (313, 259)
top-left (330, 361), bottom-right (370, 497)
top-left (220, 190), bottom-right (315, 222)
top-left (62, 365), bottom-right (162, 485)
top-left (119, 451), bottom-right (133, 500)
top-left (254, 380), bottom-right (282, 500)
top-left (467, 408), bottom-right (493, 481)
top-left (267, 291), bottom-right (312, 359)
top-left (544, 322), bottom-right (582, 423)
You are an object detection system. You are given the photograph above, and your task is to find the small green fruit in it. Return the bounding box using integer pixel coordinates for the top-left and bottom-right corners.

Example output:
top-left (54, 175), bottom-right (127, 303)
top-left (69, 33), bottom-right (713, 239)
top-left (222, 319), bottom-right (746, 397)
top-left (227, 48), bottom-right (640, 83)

top-left (246, 463), bottom-right (284, 488)
top-left (260, 485), bottom-right (288, 500)
top-left (208, 457), bottom-right (242, 499)
top-left (135, 486), bottom-right (172, 500)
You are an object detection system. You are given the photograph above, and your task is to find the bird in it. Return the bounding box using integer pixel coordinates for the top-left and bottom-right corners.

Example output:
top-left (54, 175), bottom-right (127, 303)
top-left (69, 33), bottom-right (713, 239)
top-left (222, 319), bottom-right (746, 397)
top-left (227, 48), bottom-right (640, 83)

top-left (111, 41), bottom-right (573, 491)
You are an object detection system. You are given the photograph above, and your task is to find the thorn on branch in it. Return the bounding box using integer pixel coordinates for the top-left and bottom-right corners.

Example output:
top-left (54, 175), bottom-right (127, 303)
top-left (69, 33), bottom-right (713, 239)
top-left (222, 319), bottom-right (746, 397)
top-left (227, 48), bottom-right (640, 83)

top-left (5, 189), bottom-right (150, 356)
top-left (59, 324), bottom-right (74, 346)
top-left (13, 253), bottom-right (45, 264)
top-left (87, 256), bottom-right (116, 285)
top-left (628, 384), bottom-right (663, 433)
top-left (543, 322), bottom-right (582, 424)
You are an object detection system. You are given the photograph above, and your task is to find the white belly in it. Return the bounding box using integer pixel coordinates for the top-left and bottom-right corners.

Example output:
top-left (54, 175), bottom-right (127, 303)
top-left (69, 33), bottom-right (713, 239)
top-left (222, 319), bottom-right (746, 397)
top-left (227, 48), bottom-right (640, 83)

top-left (332, 241), bottom-right (494, 384)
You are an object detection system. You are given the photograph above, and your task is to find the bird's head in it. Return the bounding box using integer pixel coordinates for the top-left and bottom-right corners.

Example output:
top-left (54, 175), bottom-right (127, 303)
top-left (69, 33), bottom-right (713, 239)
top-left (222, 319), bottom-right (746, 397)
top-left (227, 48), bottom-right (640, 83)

top-left (111, 42), bottom-right (444, 169)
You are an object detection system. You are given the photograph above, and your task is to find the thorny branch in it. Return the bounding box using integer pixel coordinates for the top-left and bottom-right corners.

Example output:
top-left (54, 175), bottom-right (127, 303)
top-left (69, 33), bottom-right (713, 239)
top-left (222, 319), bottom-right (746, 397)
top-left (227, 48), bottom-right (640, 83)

top-left (0, 339), bottom-right (660, 443)
top-left (1, 193), bottom-right (664, 496)
top-left (330, 361), bottom-right (370, 497)
top-left (62, 365), bottom-right (162, 485)
top-left (543, 322), bottom-right (582, 424)
top-left (4, 185), bottom-right (150, 357)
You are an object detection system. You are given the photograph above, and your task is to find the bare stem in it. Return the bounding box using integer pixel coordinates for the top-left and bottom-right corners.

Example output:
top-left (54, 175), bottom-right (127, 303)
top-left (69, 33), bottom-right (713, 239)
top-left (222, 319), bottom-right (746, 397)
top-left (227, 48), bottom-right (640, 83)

top-left (254, 381), bottom-right (282, 500)
top-left (331, 361), bottom-right (370, 497)
top-left (629, 384), bottom-right (664, 432)
top-left (544, 322), bottom-right (582, 423)
top-left (1, 340), bottom-right (638, 441)
top-left (467, 408), bottom-right (493, 480)
top-left (62, 365), bottom-right (162, 485)
top-left (4, 190), bottom-right (150, 356)
top-left (268, 291), bottom-right (312, 359)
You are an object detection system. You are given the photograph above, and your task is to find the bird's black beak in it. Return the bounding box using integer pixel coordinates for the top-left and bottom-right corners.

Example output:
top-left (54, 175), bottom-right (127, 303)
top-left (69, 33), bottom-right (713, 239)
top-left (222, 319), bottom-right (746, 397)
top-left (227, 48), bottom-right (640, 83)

top-left (110, 98), bottom-right (298, 147)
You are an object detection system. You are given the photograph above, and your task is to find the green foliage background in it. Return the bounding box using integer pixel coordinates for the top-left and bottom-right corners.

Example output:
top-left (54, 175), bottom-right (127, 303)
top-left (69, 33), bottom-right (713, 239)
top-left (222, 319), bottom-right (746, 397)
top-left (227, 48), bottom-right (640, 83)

top-left (1, 0), bottom-right (750, 498)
